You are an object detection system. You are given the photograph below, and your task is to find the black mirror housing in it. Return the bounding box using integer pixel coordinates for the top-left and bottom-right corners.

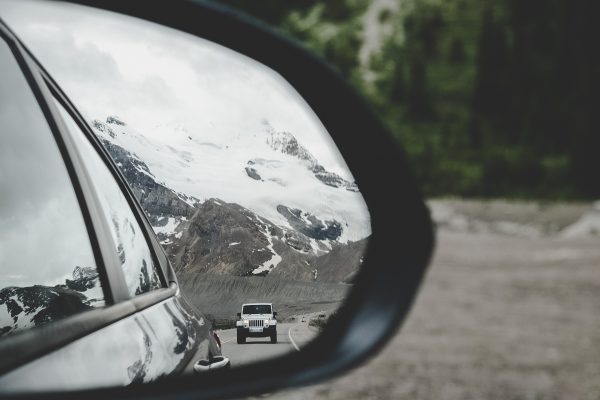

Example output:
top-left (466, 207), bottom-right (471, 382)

top-left (0, 0), bottom-right (434, 399)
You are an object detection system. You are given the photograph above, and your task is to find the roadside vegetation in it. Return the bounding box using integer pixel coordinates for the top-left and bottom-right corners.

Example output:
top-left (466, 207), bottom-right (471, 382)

top-left (222, 0), bottom-right (598, 199)
top-left (309, 312), bottom-right (337, 331)
top-left (206, 315), bottom-right (237, 330)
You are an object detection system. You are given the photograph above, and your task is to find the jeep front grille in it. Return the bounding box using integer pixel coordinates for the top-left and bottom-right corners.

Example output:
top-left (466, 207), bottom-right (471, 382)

top-left (249, 320), bottom-right (264, 327)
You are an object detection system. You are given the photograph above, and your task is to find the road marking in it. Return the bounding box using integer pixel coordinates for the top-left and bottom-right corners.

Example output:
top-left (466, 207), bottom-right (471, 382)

top-left (221, 338), bottom-right (234, 344)
top-left (288, 326), bottom-right (300, 352)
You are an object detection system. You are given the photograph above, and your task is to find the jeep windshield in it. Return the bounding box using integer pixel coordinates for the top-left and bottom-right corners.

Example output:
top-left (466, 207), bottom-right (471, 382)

top-left (243, 305), bottom-right (271, 314)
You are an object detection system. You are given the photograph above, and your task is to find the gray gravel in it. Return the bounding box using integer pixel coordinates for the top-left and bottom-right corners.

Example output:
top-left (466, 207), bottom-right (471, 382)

top-left (236, 199), bottom-right (600, 400)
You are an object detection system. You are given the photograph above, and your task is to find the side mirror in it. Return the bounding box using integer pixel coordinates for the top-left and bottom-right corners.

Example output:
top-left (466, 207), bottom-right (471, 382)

top-left (0, 0), bottom-right (433, 399)
top-left (273, 312), bottom-right (278, 317)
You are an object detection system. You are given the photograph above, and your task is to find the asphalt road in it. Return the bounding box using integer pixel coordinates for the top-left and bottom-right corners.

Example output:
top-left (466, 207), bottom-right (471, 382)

top-left (219, 316), bottom-right (320, 367)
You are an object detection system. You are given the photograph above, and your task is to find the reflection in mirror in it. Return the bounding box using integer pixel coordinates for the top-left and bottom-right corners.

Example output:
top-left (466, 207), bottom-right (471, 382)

top-left (55, 99), bottom-right (163, 297)
top-left (0, 37), bottom-right (104, 338)
top-left (0, 0), bottom-right (370, 380)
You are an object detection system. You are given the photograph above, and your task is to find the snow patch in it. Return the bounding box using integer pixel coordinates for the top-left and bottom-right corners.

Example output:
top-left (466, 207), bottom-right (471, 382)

top-left (0, 304), bottom-right (12, 329)
top-left (252, 226), bottom-right (282, 275)
top-left (152, 217), bottom-right (180, 236)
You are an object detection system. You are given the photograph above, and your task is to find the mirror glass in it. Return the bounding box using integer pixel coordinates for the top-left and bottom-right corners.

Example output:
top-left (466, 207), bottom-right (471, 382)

top-left (0, 0), bottom-right (371, 391)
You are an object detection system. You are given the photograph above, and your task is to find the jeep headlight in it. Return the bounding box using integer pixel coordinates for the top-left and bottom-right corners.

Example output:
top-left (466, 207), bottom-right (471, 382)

top-left (264, 320), bottom-right (269, 327)
top-left (243, 319), bottom-right (249, 328)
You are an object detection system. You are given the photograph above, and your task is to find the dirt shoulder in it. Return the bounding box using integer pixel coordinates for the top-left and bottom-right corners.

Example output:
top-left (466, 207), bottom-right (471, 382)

top-left (242, 199), bottom-right (600, 400)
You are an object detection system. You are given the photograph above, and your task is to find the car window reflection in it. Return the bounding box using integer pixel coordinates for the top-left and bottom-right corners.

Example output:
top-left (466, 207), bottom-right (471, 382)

top-left (0, 39), bottom-right (104, 338)
top-left (54, 100), bottom-right (162, 297)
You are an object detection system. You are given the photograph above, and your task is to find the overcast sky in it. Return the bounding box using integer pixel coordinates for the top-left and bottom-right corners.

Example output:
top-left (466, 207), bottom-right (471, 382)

top-left (0, 38), bottom-right (99, 289)
top-left (0, 0), bottom-right (353, 178)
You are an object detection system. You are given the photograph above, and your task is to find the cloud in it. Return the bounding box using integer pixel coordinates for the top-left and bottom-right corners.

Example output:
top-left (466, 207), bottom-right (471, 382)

top-left (0, 39), bottom-right (97, 287)
top-left (0, 0), bottom-right (354, 178)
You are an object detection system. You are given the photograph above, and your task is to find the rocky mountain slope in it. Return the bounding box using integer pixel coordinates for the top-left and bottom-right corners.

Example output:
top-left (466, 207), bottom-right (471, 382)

top-left (91, 116), bottom-right (370, 284)
top-left (178, 272), bottom-right (350, 321)
top-left (0, 266), bottom-right (103, 337)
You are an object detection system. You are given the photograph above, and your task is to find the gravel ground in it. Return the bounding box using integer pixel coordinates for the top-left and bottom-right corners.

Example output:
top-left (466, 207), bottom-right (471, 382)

top-left (237, 199), bottom-right (600, 400)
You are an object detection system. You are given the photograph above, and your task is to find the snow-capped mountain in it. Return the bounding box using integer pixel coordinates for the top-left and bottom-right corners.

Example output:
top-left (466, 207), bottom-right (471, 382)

top-left (265, 127), bottom-right (359, 192)
top-left (91, 117), bottom-right (370, 239)
top-left (90, 116), bottom-right (370, 279)
top-left (0, 267), bottom-right (103, 337)
top-left (167, 198), bottom-right (369, 281)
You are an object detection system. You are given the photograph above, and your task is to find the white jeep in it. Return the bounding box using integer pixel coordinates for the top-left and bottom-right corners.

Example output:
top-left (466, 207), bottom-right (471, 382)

top-left (235, 303), bottom-right (278, 344)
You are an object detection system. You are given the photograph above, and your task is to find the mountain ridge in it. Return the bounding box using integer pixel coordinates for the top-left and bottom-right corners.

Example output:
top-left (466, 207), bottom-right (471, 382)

top-left (90, 115), bottom-right (370, 282)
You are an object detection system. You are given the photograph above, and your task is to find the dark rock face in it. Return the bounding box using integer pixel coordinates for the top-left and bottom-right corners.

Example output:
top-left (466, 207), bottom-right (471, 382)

top-left (0, 266), bottom-right (102, 337)
top-left (106, 116), bottom-right (126, 126)
top-left (244, 166), bottom-right (262, 181)
top-left (267, 236), bottom-right (369, 283)
top-left (65, 266), bottom-right (99, 292)
top-left (312, 165), bottom-right (359, 192)
top-left (276, 205), bottom-right (343, 241)
top-left (282, 231), bottom-right (312, 253)
top-left (267, 131), bottom-right (313, 164)
top-left (166, 199), bottom-right (282, 276)
top-left (153, 197), bottom-right (359, 281)
top-left (312, 237), bottom-right (369, 283)
top-left (98, 137), bottom-right (195, 224)
top-left (266, 129), bottom-right (358, 192)
top-left (92, 119), bottom-right (117, 138)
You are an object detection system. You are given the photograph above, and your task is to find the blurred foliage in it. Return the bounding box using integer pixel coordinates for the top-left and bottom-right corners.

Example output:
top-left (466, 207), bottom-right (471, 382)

top-left (308, 311), bottom-right (336, 331)
top-left (220, 0), bottom-right (599, 199)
